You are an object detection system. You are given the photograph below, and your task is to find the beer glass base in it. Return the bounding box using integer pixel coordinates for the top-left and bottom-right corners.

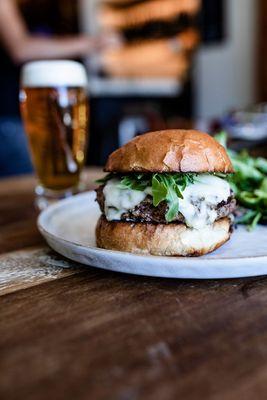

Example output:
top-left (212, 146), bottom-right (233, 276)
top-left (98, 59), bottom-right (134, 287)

top-left (35, 184), bottom-right (84, 211)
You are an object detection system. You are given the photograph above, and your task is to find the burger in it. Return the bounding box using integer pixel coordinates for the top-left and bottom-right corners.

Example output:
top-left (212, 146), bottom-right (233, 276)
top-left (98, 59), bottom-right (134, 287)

top-left (95, 129), bottom-right (236, 256)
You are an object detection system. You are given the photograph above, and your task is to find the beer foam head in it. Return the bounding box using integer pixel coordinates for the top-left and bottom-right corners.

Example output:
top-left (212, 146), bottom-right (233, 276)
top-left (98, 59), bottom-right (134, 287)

top-left (21, 60), bottom-right (88, 88)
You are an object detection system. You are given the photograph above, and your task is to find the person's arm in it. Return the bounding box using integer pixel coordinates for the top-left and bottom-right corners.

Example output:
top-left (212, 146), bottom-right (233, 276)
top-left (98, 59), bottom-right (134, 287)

top-left (0, 0), bottom-right (97, 64)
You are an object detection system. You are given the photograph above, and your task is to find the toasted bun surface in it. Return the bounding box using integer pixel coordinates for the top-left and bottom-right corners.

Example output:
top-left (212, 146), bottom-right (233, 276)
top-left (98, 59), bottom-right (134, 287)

top-left (105, 129), bottom-right (233, 173)
top-left (96, 216), bottom-right (231, 256)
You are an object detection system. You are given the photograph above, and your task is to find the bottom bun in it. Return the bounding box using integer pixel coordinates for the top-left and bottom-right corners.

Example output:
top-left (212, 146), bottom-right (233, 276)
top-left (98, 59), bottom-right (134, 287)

top-left (96, 216), bottom-right (231, 256)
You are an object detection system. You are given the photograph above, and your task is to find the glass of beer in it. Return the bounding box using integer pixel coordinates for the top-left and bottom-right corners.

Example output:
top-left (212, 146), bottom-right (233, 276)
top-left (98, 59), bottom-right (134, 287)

top-left (20, 60), bottom-right (89, 209)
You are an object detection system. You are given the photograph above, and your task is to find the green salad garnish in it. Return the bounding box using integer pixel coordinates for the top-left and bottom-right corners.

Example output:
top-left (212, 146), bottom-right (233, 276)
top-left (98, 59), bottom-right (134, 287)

top-left (215, 131), bottom-right (267, 229)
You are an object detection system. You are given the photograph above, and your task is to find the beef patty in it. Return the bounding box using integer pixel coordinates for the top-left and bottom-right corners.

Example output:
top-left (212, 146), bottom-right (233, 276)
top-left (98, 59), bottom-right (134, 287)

top-left (96, 185), bottom-right (236, 224)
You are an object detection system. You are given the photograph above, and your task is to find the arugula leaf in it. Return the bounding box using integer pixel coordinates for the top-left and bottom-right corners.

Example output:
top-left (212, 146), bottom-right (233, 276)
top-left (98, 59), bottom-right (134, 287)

top-left (166, 200), bottom-right (179, 222)
top-left (232, 159), bottom-right (263, 181)
top-left (259, 178), bottom-right (267, 193)
top-left (255, 157), bottom-right (267, 173)
top-left (215, 131), bottom-right (228, 148)
top-left (151, 173), bottom-right (190, 222)
top-left (238, 191), bottom-right (261, 206)
top-left (105, 173), bottom-right (150, 192)
top-left (165, 184), bottom-right (180, 222)
top-left (151, 174), bottom-right (182, 221)
top-left (235, 209), bottom-right (258, 225)
top-left (119, 174), bottom-right (149, 191)
top-left (151, 174), bottom-right (168, 206)
top-left (249, 212), bottom-right (262, 231)
top-left (215, 131), bottom-right (267, 229)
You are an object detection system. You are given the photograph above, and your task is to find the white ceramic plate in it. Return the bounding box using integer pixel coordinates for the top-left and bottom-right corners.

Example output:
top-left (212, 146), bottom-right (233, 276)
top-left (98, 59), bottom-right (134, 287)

top-left (38, 191), bottom-right (267, 279)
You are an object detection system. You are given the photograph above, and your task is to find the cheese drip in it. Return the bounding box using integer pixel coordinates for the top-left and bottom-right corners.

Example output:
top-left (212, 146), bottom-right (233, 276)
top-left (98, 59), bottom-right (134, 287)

top-left (178, 174), bottom-right (231, 229)
top-left (103, 175), bottom-right (231, 229)
top-left (103, 178), bottom-right (150, 221)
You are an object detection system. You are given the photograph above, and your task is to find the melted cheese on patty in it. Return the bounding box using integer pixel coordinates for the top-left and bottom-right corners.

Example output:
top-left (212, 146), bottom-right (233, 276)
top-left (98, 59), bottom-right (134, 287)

top-left (103, 175), bottom-right (231, 229)
top-left (103, 179), bottom-right (149, 221)
top-left (178, 175), bottom-right (231, 229)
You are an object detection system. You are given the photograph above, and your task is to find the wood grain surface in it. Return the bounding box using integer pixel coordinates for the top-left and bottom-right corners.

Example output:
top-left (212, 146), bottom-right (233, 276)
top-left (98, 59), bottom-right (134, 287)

top-left (1, 169), bottom-right (267, 400)
top-left (0, 247), bottom-right (84, 296)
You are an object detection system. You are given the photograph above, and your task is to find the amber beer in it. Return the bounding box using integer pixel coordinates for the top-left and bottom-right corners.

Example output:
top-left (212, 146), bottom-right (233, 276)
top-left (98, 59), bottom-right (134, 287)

top-left (20, 61), bottom-right (89, 203)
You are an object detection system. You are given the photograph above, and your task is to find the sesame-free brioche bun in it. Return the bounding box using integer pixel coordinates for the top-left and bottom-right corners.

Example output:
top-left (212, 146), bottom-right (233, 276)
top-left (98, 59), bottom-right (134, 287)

top-left (105, 129), bottom-right (234, 173)
top-left (96, 216), bottom-right (231, 256)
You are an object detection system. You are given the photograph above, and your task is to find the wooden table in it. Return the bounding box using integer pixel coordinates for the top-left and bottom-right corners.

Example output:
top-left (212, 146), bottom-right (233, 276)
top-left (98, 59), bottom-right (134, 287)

top-left (1, 169), bottom-right (267, 400)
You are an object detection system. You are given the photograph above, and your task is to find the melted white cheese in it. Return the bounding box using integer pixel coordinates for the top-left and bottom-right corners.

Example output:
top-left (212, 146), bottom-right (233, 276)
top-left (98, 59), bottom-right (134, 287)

top-left (178, 175), bottom-right (231, 229)
top-left (103, 178), bottom-right (150, 221)
top-left (103, 175), bottom-right (231, 229)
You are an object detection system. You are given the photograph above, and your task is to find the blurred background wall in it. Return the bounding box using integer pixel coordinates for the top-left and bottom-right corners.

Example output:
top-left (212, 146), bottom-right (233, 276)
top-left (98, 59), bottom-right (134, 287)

top-left (79, 0), bottom-right (259, 121)
top-left (80, 0), bottom-right (200, 164)
top-left (195, 0), bottom-right (257, 118)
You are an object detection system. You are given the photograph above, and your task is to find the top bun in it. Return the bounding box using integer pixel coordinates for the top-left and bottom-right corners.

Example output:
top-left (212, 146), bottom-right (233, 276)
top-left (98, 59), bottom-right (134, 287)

top-left (105, 129), bottom-right (234, 173)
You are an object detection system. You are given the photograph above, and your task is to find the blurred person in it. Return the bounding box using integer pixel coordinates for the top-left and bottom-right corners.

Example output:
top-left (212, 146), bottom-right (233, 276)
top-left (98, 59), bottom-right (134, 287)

top-left (0, 0), bottom-right (104, 177)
